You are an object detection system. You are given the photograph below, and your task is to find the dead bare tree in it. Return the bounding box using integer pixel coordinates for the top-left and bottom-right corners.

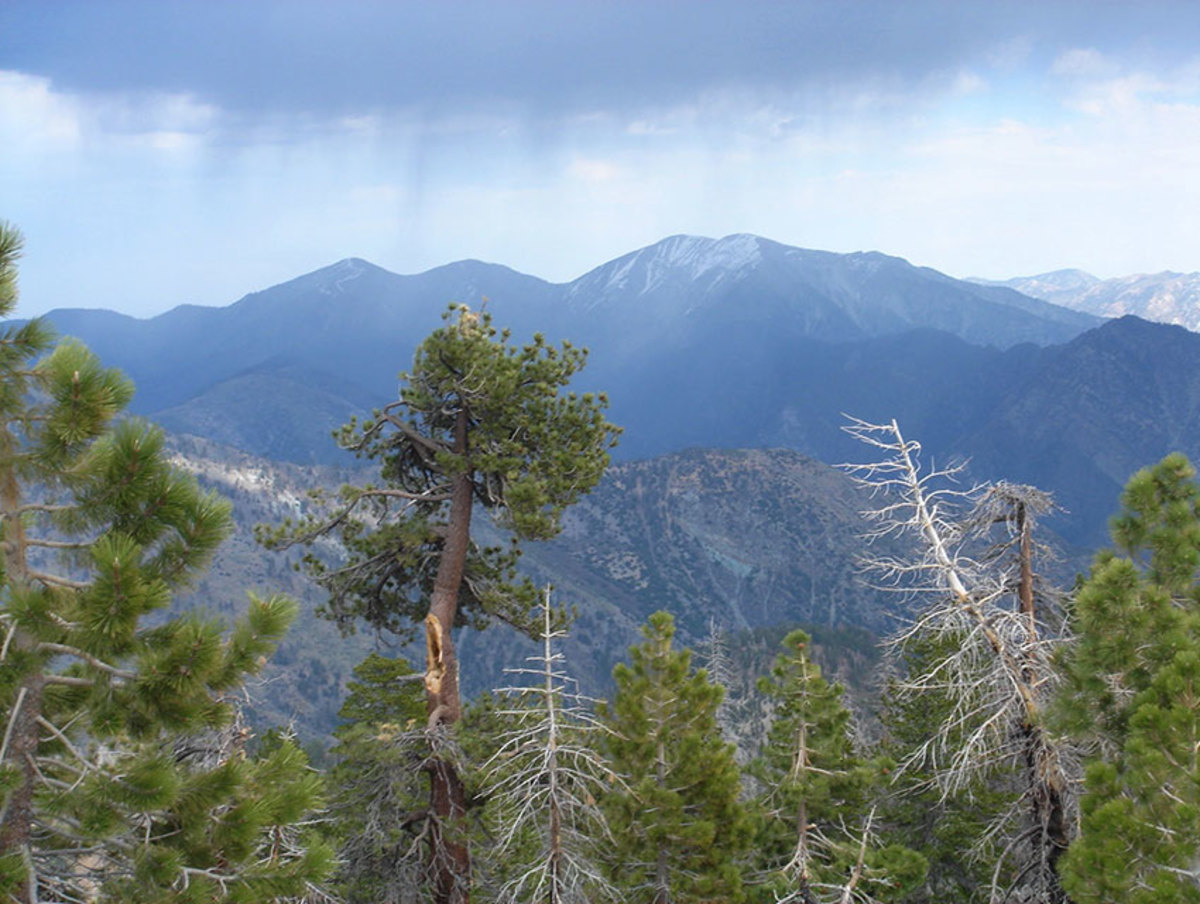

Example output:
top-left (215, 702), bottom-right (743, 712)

top-left (841, 417), bottom-right (1077, 904)
top-left (478, 591), bottom-right (622, 904)
top-left (700, 617), bottom-right (744, 753)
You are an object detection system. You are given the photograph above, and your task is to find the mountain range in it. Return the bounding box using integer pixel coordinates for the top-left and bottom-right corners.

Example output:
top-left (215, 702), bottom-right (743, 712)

top-left (33, 233), bottom-right (1196, 548)
top-left (165, 436), bottom-right (903, 738)
top-left (14, 233), bottom-right (1200, 737)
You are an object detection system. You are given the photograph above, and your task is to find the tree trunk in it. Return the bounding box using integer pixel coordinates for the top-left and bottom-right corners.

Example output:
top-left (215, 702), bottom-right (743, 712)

top-left (1021, 726), bottom-right (1071, 904)
top-left (424, 408), bottom-right (473, 904)
top-left (546, 616), bottom-right (563, 904)
top-left (1017, 501), bottom-right (1037, 641)
top-left (0, 674), bottom-right (43, 904)
top-left (653, 727), bottom-right (670, 904)
top-left (1014, 499), bottom-right (1072, 904)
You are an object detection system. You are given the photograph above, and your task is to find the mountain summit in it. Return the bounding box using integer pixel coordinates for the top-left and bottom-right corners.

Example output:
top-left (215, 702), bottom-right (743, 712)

top-left (564, 234), bottom-right (1097, 348)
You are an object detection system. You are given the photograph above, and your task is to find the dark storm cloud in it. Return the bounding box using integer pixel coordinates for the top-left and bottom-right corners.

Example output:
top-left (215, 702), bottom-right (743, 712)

top-left (6, 0), bottom-right (1198, 118)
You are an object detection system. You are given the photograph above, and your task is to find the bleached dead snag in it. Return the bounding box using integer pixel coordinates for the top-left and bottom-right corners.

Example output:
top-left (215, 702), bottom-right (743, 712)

top-left (701, 617), bottom-right (742, 750)
top-left (842, 416), bottom-right (1076, 904)
top-left (479, 591), bottom-right (622, 904)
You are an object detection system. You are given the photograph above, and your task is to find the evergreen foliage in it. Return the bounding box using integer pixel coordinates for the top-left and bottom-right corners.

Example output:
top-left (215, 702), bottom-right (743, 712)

top-left (749, 630), bottom-right (925, 904)
top-left (259, 303), bottom-right (620, 640)
top-left (0, 222), bottom-right (331, 902)
top-left (878, 634), bottom-right (1013, 904)
top-left (325, 653), bottom-right (429, 904)
top-left (599, 611), bottom-right (750, 904)
top-left (1057, 453), bottom-right (1200, 903)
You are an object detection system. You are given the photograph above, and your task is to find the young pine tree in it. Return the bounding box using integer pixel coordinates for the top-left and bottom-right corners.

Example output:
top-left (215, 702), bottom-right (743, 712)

top-left (750, 630), bottom-right (925, 904)
top-left (877, 633), bottom-right (1010, 904)
top-left (325, 653), bottom-right (429, 904)
top-left (0, 222), bottom-right (331, 903)
top-left (599, 611), bottom-right (750, 904)
top-left (1057, 454), bottom-right (1200, 904)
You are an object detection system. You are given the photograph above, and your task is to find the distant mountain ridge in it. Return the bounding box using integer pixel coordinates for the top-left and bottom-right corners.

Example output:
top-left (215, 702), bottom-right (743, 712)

top-left (29, 233), bottom-right (1098, 462)
top-left (19, 233), bottom-right (1200, 550)
top-left (974, 268), bottom-right (1200, 332)
top-left (18, 233), bottom-right (1200, 740)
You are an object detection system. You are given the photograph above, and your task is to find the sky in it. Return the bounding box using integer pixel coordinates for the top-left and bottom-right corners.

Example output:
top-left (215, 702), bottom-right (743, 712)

top-left (3, 0), bottom-right (1200, 318)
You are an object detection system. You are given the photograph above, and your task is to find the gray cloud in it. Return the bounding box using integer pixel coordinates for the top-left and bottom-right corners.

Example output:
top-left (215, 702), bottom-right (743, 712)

top-left (6, 0), bottom-right (1198, 120)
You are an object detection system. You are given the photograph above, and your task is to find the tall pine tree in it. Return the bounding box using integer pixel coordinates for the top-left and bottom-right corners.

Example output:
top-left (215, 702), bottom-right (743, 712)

top-left (599, 612), bottom-right (750, 904)
top-left (260, 304), bottom-right (620, 904)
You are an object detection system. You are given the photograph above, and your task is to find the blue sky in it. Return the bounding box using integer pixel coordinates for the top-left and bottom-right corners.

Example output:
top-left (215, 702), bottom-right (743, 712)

top-left (3, 1), bottom-right (1200, 317)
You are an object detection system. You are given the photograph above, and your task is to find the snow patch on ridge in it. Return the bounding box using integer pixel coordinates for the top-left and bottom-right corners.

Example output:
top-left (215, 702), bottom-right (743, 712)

top-left (319, 258), bottom-right (366, 297)
top-left (583, 234), bottom-right (764, 300)
top-left (635, 234), bottom-right (763, 295)
top-left (169, 453), bottom-right (305, 516)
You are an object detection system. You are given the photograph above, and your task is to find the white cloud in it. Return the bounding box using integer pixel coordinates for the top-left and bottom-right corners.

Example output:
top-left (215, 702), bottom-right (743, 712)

top-left (1051, 48), bottom-right (1116, 78)
top-left (0, 69), bottom-right (219, 157)
top-left (951, 70), bottom-right (987, 96)
top-left (0, 71), bottom-right (82, 148)
top-left (6, 41), bottom-right (1200, 318)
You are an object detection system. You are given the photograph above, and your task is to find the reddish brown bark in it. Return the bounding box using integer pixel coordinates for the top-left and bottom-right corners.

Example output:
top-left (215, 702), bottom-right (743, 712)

top-left (424, 408), bottom-right (473, 904)
top-left (1017, 500), bottom-right (1037, 641)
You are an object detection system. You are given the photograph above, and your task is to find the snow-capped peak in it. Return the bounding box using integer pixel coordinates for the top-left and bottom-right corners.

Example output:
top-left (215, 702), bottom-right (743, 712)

top-left (590, 234), bottom-right (764, 297)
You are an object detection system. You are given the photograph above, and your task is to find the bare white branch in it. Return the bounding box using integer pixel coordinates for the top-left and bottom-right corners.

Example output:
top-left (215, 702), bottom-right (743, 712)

top-left (842, 416), bottom-right (1078, 903)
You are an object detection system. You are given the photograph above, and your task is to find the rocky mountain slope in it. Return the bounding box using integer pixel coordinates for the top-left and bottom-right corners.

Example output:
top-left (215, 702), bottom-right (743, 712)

top-left (165, 437), bottom-right (917, 740)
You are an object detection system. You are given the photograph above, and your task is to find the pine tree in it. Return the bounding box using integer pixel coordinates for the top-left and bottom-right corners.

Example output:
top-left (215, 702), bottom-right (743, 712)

top-left (599, 611), bottom-right (750, 904)
top-left (325, 653), bottom-right (428, 904)
top-left (750, 630), bottom-right (925, 904)
top-left (260, 304), bottom-right (620, 904)
top-left (877, 633), bottom-right (1011, 904)
top-left (0, 222), bottom-right (332, 902)
top-left (1057, 454), bottom-right (1200, 904)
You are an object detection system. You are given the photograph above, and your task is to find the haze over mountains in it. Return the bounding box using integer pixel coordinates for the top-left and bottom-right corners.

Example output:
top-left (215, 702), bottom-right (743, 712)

top-left (18, 233), bottom-right (1200, 736)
